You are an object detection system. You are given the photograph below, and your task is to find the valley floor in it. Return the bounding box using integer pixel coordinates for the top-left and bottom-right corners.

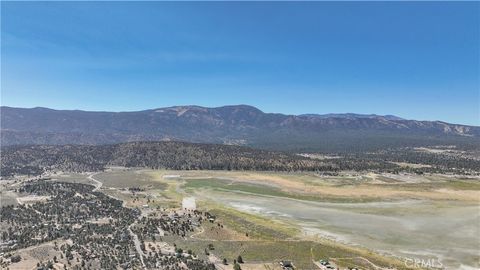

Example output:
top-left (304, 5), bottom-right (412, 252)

top-left (1, 168), bottom-right (479, 270)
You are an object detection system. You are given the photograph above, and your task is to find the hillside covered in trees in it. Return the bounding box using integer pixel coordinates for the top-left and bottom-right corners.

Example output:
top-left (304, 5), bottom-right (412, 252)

top-left (3, 141), bottom-right (479, 178)
top-left (0, 141), bottom-right (338, 177)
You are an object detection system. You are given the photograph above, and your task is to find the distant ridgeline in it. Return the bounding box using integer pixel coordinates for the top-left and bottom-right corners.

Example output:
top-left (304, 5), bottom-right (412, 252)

top-left (1, 105), bottom-right (480, 152)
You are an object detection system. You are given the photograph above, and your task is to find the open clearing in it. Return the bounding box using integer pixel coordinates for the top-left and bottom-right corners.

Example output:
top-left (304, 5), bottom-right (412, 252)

top-left (148, 169), bottom-right (480, 202)
top-left (52, 172), bottom-right (96, 185)
top-left (195, 189), bottom-right (479, 270)
top-left (143, 169), bottom-right (480, 270)
top-left (16, 195), bottom-right (50, 205)
top-left (0, 190), bottom-right (18, 206)
top-left (95, 169), bottom-right (167, 189)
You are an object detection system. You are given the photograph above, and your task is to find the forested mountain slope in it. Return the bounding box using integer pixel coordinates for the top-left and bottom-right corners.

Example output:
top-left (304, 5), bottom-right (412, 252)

top-left (2, 105), bottom-right (479, 152)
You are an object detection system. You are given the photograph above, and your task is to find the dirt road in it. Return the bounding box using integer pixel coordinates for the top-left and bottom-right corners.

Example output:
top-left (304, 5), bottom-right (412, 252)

top-left (128, 222), bottom-right (146, 268)
top-left (88, 173), bottom-right (102, 191)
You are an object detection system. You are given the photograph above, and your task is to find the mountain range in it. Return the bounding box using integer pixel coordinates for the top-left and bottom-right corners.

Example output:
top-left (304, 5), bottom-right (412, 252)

top-left (1, 105), bottom-right (479, 152)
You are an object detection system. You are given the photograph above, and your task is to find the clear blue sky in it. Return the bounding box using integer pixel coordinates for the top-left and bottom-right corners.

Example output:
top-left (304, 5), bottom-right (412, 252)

top-left (1, 2), bottom-right (479, 125)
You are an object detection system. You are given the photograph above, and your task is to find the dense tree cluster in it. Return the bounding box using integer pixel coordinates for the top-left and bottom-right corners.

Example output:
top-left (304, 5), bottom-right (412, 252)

top-left (2, 141), bottom-right (478, 178)
top-left (0, 180), bottom-right (217, 269)
top-left (1, 141), bottom-right (337, 177)
top-left (132, 214), bottom-right (195, 240)
top-left (326, 147), bottom-right (480, 175)
top-left (324, 156), bottom-right (399, 172)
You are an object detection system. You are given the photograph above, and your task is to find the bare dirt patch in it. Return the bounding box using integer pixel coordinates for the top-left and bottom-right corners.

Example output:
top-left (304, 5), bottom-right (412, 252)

top-left (16, 195), bottom-right (50, 205)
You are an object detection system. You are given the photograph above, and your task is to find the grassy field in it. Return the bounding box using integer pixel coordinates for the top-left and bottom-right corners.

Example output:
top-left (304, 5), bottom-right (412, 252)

top-left (53, 173), bottom-right (94, 185)
top-left (184, 178), bottom-right (381, 203)
top-left (161, 237), bottom-right (417, 270)
top-left (149, 169), bottom-right (480, 202)
top-left (0, 190), bottom-right (18, 206)
top-left (95, 169), bottom-right (167, 189)
top-left (57, 169), bottom-right (480, 204)
top-left (386, 177), bottom-right (480, 191)
top-left (205, 203), bottom-right (299, 240)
